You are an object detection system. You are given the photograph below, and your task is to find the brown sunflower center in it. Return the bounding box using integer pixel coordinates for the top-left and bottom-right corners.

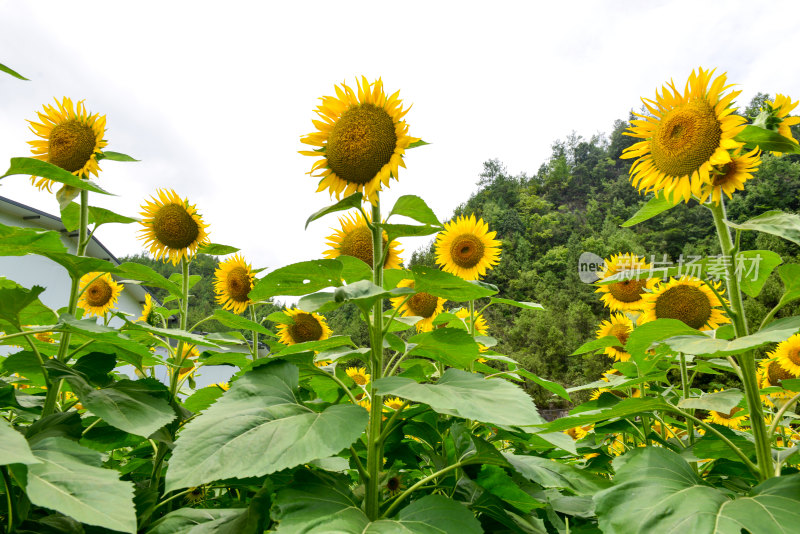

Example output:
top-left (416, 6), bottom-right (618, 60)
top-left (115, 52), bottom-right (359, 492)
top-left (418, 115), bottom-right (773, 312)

top-left (85, 278), bottom-right (113, 307)
top-left (407, 292), bottom-right (439, 318)
top-left (449, 234), bottom-right (485, 269)
top-left (607, 279), bottom-right (648, 303)
top-left (48, 119), bottom-right (97, 173)
top-left (225, 266), bottom-right (252, 302)
top-left (650, 99), bottom-right (722, 177)
top-left (288, 313), bottom-right (323, 343)
top-left (608, 323), bottom-right (630, 351)
top-left (351, 372), bottom-right (368, 386)
top-left (711, 162), bottom-right (736, 186)
top-left (386, 476), bottom-right (402, 492)
top-left (653, 284), bottom-right (712, 329)
top-left (768, 361), bottom-right (795, 385)
top-left (326, 103), bottom-right (398, 185)
top-left (152, 204), bottom-right (200, 249)
top-left (788, 348), bottom-right (800, 367)
top-left (339, 225), bottom-right (388, 267)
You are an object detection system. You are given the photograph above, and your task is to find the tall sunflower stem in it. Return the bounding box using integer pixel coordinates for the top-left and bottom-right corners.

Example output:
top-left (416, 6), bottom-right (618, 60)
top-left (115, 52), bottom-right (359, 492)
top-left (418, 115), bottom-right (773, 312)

top-left (679, 352), bottom-right (698, 473)
top-left (365, 200), bottom-right (385, 521)
top-left (469, 300), bottom-right (476, 373)
top-left (249, 305), bottom-right (259, 360)
top-left (708, 200), bottom-right (772, 481)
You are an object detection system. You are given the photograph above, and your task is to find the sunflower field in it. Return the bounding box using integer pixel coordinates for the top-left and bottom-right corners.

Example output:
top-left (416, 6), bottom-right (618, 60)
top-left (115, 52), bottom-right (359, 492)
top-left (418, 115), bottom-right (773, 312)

top-left (3, 62), bottom-right (800, 534)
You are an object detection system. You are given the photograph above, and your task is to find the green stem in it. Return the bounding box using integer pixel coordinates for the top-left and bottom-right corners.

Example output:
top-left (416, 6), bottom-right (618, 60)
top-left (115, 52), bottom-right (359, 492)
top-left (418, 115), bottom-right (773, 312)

top-left (349, 446), bottom-right (368, 482)
top-left (679, 353), bottom-right (695, 447)
top-left (386, 350), bottom-right (411, 377)
top-left (760, 301), bottom-right (784, 331)
top-left (249, 305), bottom-right (259, 360)
top-left (311, 367), bottom-right (359, 406)
top-left (767, 391), bottom-right (800, 437)
top-left (382, 294), bottom-right (412, 338)
top-left (365, 199), bottom-right (385, 521)
top-left (1, 466), bottom-right (15, 534)
top-left (468, 300), bottom-right (476, 373)
top-left (382, 462), bottom-right (463, 518)
top-left (708, 200), bottom-right (773, 481)
top-left (378, 400), bottom-right (411, 443)
top-left (24, 335), bottom-right (50, 390)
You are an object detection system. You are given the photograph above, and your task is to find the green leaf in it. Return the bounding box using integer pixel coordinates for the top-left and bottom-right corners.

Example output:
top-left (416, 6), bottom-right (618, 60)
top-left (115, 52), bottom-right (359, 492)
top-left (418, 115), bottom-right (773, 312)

top-left (678, 388), bottom-right (743, 412)
top-left (0, 222), bottom-right (68, 256)
top-left (0, 285), bottom-right (45, 328)
top-left (0, 419), bottom-right (39, 465)
top-left (124, 321), bottom-right (220, 348)
top-left (735, 124), bottom-right (800, 154)
top-left (778, 264), bottom-right (800, 307)
top-left (60, 202), bottom-right (81, 231)
top-left (407, 139), bottom-right (430, 149)
top-left (1, 158), bottom-right (113, 195)
top-left (97, 151), bottom-right (139, 162)
top-left (545, 397), bottom-right (669, 432)
top-left (488, 297), bottom-right (543, 311)
top-left (504, 453), bottom-right (611, 495)
top-left (571, 336), bottom-right (619, 356)
top-left (72, 352), bottom-right (116, 387)
top-left (41, 253), bottom-right (116, 279)
top-left (476, 464), bottom-right (543, 513)
top-left (16, 437), bottom-right (136, 533)
top-left (515, 369), bottom-right (570, 401)
top-left (301, 280), bottom-right (413, 314)
top-left (337, 254), bottom-right (372, 283)
top-left (305, 193), bottom-right (363, 229)
top-left (411, 265), bottom-right (498, 301)
top-left (663, 316), bottom-right (800, 357)
top-left (381, 223), bottom-right (442, 242)
top-left (197, 243), bottom-right (240, 256)
top-left (686, 425), bottom-right (757, 463)
top-left (625, 318), bottom-right (702, 357)
top-left (727, 210), bottom-right (800, 247)
top-left (145, 509), bottom-right (245, 533)
top-left (184, 385), bottom-right (226, 414)
top-left (621, 193), bottom-right (675, 227)
top-left (389, 195), bottom-right (440, 226)
top-left (595, 446), bottom-right (800, 534)
top-left (374, 369), bottom-right (544, 429)
top-left (165, 361), bottom-right (368, 492)
top-left (87, 204), bottom-right (138, 226)
top-left (249, 260), bottom-right (342, 301)
top-left (737, 250), bottom-right (783, 298)
top-left (408, 327), bottom-right (478, 368)
top-left (116, 262), bottom-right (183, 297)
top-left (213, 309), bottom-right (272, 335)
top-left (271, 336), bottom-right (354, 358)
top-left (0, 62), bottom-right (29, 80)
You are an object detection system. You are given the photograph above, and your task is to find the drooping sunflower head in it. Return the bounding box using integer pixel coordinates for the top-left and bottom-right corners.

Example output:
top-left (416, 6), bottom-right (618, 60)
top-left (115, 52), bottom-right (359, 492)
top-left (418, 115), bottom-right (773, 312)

top-left (698, 147), bottom-right (761, 204)
top-left (138, 293), bottom-right (154, 323)
top-left (621, 67), bottom-right (747, 204)
top-left (770, 333), bottom-right (800, 378)
top-left (346, 367), bottom-right (371, 387)
top-left (213, 254), bottom-right (255, 315)
top-left (596, 313), bottom-right (633, 362)
top-left (389, 279), bottom-right (445, 332)
top-left (435, 214), bottom-right (501, 280)
top-left (300, 77), bottom-right (418, 204)
top-left (641, 276), bottom-right (729, 331)
top-left (703, 389), bottom-right (748, 429)
top-left (763, 94), bottom-right (800, 155)
top-left (27, 97), bottom-right (107, 192)
top-left (78, 272), bottom-right (123, 317)
top-left (139, 189), bottom-right (210, 265)
top-left (324, 211), bottom-right (402, 269)
top-left (595, 253), bottom-right (657, 312)
top-left (276, 308), bottom-right (332, 346)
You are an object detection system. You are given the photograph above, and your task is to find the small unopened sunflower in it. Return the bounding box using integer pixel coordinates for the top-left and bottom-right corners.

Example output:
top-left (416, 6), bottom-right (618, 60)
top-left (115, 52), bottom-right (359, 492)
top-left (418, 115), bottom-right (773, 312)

top-left (704, 389), bottom-right (747, 429)
top-left (455, 308), bottom-right (489, 351)
top-left (595, 253), bottom-right (657, 312)
top-left (622, 67), bottom-right (747, 204)
top-left (27, 97), bottom-right (107, 192)
top-left (595, 313), bottom-right (633, 362)
top-left (698, 148), bottom-right (761, 204)
top-left (324, 212), bottom-right (402, 269)
top-left (435, 214), bottom-right (501, 280)
top-left (758, 358), bottom-right (799, 406)
top-left (764, 94), bottom-right (800, 154)
top-left (389, 279), bottom-right (445, 332)
top-left (213, 254), bottom-right (255, 314)
top-left (300, 77), bottom-right (418, 204)
top-left (384, 397), bottom-right (404, 410)
top-left (641, 276), bottom-right (729, 331)
top-left (78, 272), bottom-right (123, 317)
top-left (276, 308), bottom-right (332, 345)
top-left (139, 189), bottom-right (210, 265)
top-left (346, 367), bottom-right (371, 387)
top-left (772, 334), bottom-right (800, 377)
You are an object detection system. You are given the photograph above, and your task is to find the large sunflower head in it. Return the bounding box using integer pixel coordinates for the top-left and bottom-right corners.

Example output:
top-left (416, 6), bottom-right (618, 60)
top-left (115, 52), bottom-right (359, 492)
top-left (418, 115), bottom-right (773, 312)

top-left (698, 147), bottom-right (761, 204)
top-left (214, 254), bottom-right (255, 315)
top-left (389, 279), bottom-right (446, 332)
top-left (621, 68), bottom-right (747, 204)
top-left (595, 253), bottom-right (657, 312)
top-left (758, 357), bottom-right (799, 406)
top-left (324, 211), bottom-right (402, 269)
top-left (78, 272), bottom-right (123, 317)
top-left (703, 389), bottom-right (748, 429)
top-left (300, 77), bottom-right (418, 205)
top-left (640, 276), bottom-right (730, 331)
top-left (139, 189), bottom-right (210, 265)
top-left (596, 313), bottom-right (633, 362)
top-left (762, 94), bottom-right (800, 155)
top-left (770, 333), bottom-right (800, 378)
top-left (435, 214), bottom-right (501, 280)
top-left (27, 97), bottom-right (107, 192)
top-left (276, 308), bottom-right (332, 345)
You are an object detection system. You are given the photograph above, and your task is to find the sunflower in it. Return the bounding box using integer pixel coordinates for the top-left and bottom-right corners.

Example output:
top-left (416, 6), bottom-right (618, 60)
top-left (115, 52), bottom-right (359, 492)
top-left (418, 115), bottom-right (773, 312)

top-left (138, 293), bottom-right (153, 323)
top-left (455, 308), bottom-right (489, 351)
top-left (27, 97), bottom-right (107, 192)
top-left (324, 211), bottom-right (402, 269)
top-left (698, 147), bottom-right (761, 204)
top-left (276, 308), bottom-right (332, 345)
top-left (359, 398), bottom-right (372, 412)
top-left (564, 425), bottom-right (589, 440)
top-left (384, 397), bottom-right (404, 410)
top-left (640, 276), bottom-right (729, 331)
top-left (595, 313), bottom-right (633, 362)
top-left (772, 334), bottom-right (800, 378)
top-left (78, 272), bottom-right (123, 317)
top-left (184, 486), bottom-right (207, 505)
top-left (765, 94), bottom-right (800, 154)
top-left (176, 345), bottom-right (200, 381)
top-left (346, 367), bottom-right (371, 387)
top-left (758, 358), bottom-right (799, 406)
top-left (622, 68), bottom-right (747, 204)
top-left (213, 254), bottom-right (255, 314)
top-left (139, 189), bottom-right (210, 265)
top-left (33, 331), bottom-right (56, 343)
top-left (595, 253), bottom-right (657, 312)
top-left (300, 77), bottom-right (418, 204)
top-left (389, 279), bottom-right (445, 332)
top-left (704, 389), bottom-right (748, 429)
top-left (435, 214), bottom-right (501, 280)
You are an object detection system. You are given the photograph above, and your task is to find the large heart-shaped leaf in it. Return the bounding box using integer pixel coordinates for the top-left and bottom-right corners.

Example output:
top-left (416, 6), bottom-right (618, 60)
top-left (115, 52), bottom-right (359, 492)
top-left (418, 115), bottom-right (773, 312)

top-left (664, 316), bottom-right (800, 357)
top-left (2, 158), bottom-right (112, 194)
top-left (249, 260), bottom-right (343, 301)
top-left (727, 210), bottom-right (800, 247)
top-left (165, 361), bottom-right (368, 491)
top-left (504, 453), bottom-right (611, 496)
top-left (374, 369), bottom-right (544, 429)
top-left (0, 419), bottom-right (39, 466)
top-left (411, 265), bottom-right (498, 301)
top-left (621, 192), bottom-right (675, 227)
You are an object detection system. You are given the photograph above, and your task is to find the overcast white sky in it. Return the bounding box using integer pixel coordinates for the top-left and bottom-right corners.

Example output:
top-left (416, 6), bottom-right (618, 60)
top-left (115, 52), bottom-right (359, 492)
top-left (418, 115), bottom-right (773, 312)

top-left (1, 1), bottom-right (799, 275)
